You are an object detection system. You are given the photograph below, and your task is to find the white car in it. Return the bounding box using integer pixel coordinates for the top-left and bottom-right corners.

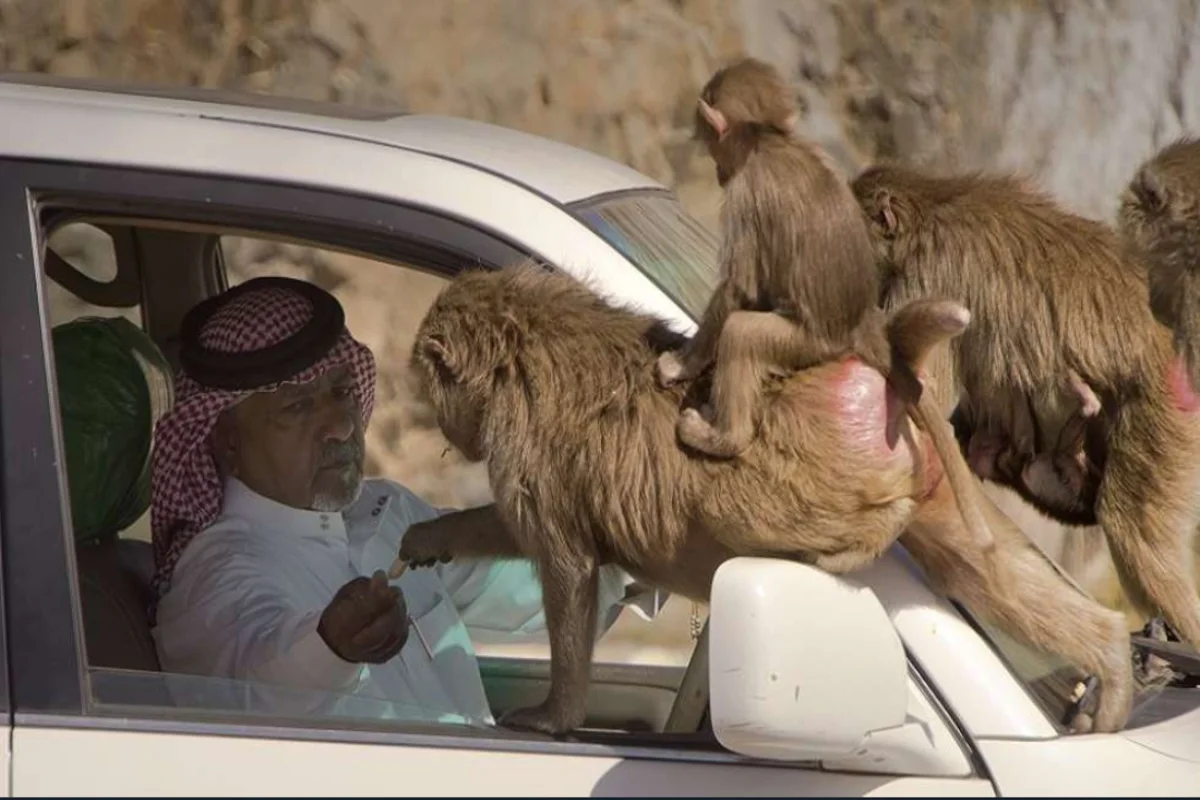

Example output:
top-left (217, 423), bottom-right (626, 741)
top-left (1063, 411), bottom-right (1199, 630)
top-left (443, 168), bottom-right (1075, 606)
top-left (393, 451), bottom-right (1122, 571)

top-left (0, 72), bottom-right (1195, 797)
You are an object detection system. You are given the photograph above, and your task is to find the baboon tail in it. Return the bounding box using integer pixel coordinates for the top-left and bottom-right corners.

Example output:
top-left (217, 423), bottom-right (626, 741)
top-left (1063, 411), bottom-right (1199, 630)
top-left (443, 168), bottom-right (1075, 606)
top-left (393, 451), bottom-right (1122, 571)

top-left (886, 299), bottom-right (971, 378)
top-left (885, 299), bottom-right (996, 551)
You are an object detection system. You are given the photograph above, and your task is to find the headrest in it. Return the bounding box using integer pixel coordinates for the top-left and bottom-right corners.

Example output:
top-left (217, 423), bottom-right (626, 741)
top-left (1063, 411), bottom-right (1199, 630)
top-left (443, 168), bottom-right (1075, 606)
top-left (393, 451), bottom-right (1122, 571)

top-left (54, 316), bottom-right (174, 543)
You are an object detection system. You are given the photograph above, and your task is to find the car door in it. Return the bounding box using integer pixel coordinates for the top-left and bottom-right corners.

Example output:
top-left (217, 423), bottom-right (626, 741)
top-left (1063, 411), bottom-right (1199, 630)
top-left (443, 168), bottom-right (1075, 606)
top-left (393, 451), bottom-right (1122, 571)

top-left (0, 156), bottom-right (994, 796)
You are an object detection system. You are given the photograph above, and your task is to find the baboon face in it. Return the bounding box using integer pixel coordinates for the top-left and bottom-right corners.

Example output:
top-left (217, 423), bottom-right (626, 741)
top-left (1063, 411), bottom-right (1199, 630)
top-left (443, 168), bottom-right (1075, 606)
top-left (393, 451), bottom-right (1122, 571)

top-left (410, 329), bottom-right (487, 463)
top-left (410, 277), bottom-right (517, 463)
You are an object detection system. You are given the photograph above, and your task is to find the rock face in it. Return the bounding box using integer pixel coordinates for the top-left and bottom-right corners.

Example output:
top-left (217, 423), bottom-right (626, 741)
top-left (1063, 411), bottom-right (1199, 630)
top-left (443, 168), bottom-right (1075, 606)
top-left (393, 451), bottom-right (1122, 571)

top-left (12, 0), bottom-right (1200, 644)
top-left (749, 0), bottom-right (1200, 222)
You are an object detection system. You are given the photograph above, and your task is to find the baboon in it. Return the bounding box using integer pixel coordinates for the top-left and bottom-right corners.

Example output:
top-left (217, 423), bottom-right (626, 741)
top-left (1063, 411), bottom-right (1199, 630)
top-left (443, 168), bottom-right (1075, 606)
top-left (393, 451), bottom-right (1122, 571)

top-left (655, 57), bottom-right (995, 552)
top-left (654, 57), bottom-right (895, 457)
top-left (1118, 136), bottom-right (1200, 397)
top-left (959, 372), bottom-right (1107, 527)
top-left (853, 163), bottom-right (1200, 648)
top-left (398, 263), bottom-right (1132, 736)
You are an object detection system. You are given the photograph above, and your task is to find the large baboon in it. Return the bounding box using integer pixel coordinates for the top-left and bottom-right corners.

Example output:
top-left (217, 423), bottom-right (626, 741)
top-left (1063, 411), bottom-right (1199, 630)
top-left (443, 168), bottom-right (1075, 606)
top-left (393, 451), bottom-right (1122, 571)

top-left (853, 163), bottom-right (1200, 649)
top-left (397, 263), bottom-right (1132, 737)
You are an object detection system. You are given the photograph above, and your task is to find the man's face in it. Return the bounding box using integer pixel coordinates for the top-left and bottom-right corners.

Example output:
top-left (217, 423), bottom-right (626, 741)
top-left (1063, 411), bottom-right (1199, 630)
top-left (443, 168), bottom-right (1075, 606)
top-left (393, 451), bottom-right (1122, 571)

top-left (213, 365), bottom-right (366, 512)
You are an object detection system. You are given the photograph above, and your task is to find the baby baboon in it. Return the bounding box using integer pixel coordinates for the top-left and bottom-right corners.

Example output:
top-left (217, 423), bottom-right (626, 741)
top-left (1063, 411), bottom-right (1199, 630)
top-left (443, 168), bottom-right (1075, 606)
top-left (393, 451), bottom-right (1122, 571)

top-left (654, 57), bottom-right (896, 456)
top-left (655, 58), bottom-right (995, 552)
top-left (1118, 136), bottom-right (1200, 396)
top-left (854, 163), bottom-right (1200, 648)
top-left (961, 372), bottom-right (1106, 526)
top-left (399, 264), bottom-right (1132, 736)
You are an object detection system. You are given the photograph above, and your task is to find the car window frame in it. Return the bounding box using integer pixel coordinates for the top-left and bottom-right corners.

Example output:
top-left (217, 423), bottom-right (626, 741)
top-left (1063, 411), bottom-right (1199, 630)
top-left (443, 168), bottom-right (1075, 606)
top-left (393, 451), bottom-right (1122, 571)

top-left (0, 156), bottom-right (775, 768)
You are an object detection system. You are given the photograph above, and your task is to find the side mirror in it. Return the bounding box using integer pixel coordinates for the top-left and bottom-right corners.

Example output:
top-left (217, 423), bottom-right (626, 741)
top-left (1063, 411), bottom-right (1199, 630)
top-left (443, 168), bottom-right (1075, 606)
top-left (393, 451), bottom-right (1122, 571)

top-left (708, 557), bottom-right (909, 761)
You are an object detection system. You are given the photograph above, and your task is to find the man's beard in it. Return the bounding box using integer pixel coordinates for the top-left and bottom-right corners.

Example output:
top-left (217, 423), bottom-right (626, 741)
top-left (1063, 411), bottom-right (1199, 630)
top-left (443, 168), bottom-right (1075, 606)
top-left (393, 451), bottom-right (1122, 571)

top-left (311, 437), bottom-right (365, 512)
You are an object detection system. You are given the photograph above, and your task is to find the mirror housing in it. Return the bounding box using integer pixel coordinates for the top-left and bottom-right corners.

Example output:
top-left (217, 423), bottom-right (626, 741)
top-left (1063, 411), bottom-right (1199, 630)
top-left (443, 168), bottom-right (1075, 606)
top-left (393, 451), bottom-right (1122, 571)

top-left (708, 557), bottom-right (909, 762)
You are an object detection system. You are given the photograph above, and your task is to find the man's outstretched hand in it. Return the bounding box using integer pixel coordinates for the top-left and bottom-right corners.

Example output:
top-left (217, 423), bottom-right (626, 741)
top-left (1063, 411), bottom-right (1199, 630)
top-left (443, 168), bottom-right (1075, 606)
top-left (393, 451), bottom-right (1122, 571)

top-left (318, 571), bottom-right (409, 664)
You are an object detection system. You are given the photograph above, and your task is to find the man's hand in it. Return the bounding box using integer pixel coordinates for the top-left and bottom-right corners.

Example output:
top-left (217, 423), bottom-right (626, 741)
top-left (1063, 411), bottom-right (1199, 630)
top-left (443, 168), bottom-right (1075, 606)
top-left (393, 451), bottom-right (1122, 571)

top-left (317, 571), bottom-right (408, 664)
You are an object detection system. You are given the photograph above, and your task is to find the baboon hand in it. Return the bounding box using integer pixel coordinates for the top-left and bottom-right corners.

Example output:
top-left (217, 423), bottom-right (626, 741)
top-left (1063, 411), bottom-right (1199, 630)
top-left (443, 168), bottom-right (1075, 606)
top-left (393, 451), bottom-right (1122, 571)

top-left (398, 519), bottom-right (455, 569)
top-left (655, 349), bottom-right (687, 388)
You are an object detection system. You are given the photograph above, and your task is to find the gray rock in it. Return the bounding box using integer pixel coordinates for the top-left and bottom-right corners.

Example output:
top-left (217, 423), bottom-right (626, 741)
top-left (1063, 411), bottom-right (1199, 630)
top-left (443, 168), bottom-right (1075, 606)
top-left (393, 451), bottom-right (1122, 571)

top-left (309, 0), bottom-right (361, 58)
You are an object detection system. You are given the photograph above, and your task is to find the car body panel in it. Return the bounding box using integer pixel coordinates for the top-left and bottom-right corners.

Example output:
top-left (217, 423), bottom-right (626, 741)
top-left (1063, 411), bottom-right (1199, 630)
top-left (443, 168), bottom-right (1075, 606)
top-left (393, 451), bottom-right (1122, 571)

top-left (1120, 700), bottom-right (1200, 764)
top-left (0, 76), bottom-right (661, 204)
top-left (978, 734), bottom-right (1200, 797)
top-left (10, 726), bottom-right (997, 797)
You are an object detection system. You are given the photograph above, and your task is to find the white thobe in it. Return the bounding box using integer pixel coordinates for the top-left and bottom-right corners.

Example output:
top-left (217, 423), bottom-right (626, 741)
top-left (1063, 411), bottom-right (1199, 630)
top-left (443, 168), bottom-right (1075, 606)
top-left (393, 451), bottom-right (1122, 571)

top-left (152, 476), bottom-right (650, 726)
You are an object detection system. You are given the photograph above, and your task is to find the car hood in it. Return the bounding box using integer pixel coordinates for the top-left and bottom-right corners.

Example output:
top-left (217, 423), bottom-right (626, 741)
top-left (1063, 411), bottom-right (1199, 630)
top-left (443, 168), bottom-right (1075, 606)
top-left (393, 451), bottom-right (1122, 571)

top-left (1121, 689), bottom-right (1200, 763)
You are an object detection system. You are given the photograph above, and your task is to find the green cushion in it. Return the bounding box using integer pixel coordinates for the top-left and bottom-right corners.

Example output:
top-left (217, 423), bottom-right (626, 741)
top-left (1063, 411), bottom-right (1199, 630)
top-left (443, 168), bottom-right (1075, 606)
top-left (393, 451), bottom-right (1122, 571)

top-left (53, 316), bottom-right (173, 544)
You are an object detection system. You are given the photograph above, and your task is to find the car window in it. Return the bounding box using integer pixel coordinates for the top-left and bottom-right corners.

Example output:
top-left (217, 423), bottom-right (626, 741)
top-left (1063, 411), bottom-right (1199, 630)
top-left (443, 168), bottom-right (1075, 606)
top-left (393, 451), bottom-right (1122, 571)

top-left (220, 234), bottom-right (704, 671)
top-left (45, 222), bottom-right (143, 328)
top-left (571, 193), bottom-right (719, 323)
top-left (44, 222), bottom-right (152, 543)
top-left (39, 218), bottom-right (703, 745)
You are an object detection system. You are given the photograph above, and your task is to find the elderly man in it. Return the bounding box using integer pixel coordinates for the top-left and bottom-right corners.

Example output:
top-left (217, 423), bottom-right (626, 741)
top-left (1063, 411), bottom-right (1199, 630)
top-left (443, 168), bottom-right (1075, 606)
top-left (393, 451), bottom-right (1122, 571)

top-left (150, 276), bottom-right (655, 726)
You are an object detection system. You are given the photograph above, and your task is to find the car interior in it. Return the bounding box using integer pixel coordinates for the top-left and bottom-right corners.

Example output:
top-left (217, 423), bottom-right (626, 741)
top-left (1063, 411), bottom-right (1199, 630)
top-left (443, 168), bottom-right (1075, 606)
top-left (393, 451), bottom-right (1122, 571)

top-left (44, 215), bottom-right (715, 744)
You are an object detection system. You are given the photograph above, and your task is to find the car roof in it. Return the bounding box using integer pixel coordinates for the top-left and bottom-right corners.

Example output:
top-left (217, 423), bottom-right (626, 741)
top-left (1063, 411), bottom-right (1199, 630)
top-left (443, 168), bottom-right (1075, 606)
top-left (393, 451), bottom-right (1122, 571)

top-left (0, 73), bottom-right (664, 205)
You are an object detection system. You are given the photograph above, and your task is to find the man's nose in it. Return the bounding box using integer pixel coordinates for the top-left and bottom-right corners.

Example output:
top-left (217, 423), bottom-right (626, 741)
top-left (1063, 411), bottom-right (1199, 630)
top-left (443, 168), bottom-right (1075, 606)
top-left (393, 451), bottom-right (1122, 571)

top-left (319, 398), bottom-right (355, 442)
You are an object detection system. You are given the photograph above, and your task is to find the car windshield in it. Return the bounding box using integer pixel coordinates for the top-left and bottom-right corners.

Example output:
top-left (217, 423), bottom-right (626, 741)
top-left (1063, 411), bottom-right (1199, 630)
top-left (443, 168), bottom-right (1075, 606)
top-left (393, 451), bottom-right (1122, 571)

top-left (570, 191), bottom-right (719, 322)
top-left (956, 600), bottom-right (1089, 730)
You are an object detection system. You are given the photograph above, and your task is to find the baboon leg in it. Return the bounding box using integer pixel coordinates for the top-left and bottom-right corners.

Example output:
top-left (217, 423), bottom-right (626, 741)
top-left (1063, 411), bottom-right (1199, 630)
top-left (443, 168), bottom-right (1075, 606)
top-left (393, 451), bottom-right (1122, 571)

top-left (1098, 409), bottom-right (1200, 648)
top-left (1105, 509), bottom-right (1200, 644)
top-left (397, 504), bottom-right (523, 567)
top-left (1059, 528), bottom-right (1109, 584)
top-left (678, 310), bottom-right (825, 458)
top-left (658, 278), bottom-right (737, 387)
top-left (498, 549), bottom-right (599, 735)
top-left (902, 477), bottom-right (1132, 733)
top-left (975, 556), bottom-right (1133, 734)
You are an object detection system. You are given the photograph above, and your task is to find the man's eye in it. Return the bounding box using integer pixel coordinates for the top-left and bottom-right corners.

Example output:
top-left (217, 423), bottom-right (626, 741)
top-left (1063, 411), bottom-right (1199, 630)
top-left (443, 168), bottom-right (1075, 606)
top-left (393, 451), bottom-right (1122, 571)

top-left (284, 397), bottom-right (314, 413)
top-left (333, 385), bottom-right (354, 401)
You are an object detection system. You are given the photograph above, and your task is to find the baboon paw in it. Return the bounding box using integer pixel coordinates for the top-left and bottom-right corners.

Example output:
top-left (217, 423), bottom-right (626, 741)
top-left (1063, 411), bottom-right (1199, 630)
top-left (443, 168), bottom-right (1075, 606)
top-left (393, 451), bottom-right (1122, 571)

top-left (655, 351), bottom-right (686, 387)
top-left (498, 702), bottom-right (580, 735)
top-left (677, 408), bottom-right (742, 458)
top-left (397, 522), bottom-right (454, 569)
top-left (1068, 711), bottom-right (1095, 735)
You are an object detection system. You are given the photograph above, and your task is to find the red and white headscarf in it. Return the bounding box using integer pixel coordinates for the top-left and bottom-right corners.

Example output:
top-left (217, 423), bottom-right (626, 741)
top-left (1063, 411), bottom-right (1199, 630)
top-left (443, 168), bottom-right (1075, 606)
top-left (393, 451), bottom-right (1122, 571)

top-left (150, 280), bottom-right (376, 602)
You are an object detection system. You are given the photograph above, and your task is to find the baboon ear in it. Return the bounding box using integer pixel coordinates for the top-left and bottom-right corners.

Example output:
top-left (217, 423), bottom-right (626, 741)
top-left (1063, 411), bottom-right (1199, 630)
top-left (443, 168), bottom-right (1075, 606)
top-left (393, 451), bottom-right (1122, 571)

top-left (698, 98), bottom-right (729, 140)
top-left (1133, 166), bottom-right (1168, 213)
top-left (420, 335), bottom-right (460, 382)
top-left (872, 189), bottom-right (899, 235)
